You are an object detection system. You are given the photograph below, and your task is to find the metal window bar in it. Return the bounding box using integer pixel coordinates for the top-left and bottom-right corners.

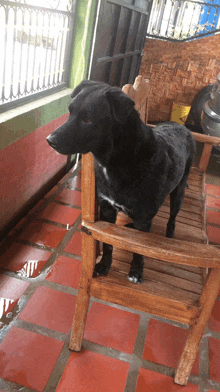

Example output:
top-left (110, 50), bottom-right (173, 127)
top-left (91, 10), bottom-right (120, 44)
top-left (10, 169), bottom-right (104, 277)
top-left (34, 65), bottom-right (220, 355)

top-left (147, 0), bottom-right (220, 41)
top-left (0, 0), bottom-right (75, 112)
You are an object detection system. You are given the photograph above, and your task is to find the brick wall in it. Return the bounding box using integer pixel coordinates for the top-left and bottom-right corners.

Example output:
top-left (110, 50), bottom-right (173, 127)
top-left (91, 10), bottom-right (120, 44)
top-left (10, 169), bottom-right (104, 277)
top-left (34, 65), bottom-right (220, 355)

top-left (140, 34), bottom-right (220, 123)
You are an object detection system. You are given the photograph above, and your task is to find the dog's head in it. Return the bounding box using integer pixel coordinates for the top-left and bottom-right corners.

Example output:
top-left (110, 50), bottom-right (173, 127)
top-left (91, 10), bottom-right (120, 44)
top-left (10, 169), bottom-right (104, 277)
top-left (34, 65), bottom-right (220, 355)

top-left (46, 80), bottom-right (134, 158)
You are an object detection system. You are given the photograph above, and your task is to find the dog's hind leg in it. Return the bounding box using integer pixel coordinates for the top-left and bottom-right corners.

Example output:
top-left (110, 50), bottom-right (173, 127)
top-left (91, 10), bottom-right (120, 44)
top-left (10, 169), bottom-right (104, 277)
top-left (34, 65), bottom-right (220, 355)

top-left (166, 179), bottom-right (187, 238)
top-left (93, 200), bottom-right (117, 277)
top-left (167, 158), bottom-right (193, 238)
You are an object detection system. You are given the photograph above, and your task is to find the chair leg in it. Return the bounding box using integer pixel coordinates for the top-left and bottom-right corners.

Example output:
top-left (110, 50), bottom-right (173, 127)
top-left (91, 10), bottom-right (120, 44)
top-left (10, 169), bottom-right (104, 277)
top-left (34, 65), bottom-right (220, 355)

top-left (175, 269), bottom-right (220, 385)
top-left (69, 232), bottom-right (96, 351)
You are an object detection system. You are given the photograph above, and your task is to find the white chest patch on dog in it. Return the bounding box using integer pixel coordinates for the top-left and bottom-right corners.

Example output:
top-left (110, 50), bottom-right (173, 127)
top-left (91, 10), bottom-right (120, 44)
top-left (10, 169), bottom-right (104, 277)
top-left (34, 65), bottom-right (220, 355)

top-left (96, 161), bottom-right (110, 182)
top-left (102, 166), bottom-right (109, 182)
top-left (99, 192), bottom-right (127, 213)
top-left (97, 162), bottom-right (127, 213)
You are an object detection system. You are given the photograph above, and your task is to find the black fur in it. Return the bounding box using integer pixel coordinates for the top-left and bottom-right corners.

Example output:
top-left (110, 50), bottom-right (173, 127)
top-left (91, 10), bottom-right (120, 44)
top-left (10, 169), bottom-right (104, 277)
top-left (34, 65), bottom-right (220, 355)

top-left (47, 80), bottom-right (196, 283)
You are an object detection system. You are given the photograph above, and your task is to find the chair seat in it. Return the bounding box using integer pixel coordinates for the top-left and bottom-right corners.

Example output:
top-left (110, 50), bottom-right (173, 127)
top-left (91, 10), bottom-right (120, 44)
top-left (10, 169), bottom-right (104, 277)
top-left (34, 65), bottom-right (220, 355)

top-left (91, 253), bottom-right (202, 325)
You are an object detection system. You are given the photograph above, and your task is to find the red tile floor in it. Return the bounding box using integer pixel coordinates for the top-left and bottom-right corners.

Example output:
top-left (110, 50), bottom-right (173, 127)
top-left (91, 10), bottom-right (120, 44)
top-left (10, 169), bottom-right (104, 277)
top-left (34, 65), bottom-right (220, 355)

top-left (0, 162), bottom-right (220, 392)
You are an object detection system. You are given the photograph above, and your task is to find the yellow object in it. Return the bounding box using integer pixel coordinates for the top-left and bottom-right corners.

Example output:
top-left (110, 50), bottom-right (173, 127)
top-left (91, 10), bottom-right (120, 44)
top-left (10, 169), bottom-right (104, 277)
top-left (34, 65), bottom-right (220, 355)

top-left (170, 103), bottom-right (191, 125)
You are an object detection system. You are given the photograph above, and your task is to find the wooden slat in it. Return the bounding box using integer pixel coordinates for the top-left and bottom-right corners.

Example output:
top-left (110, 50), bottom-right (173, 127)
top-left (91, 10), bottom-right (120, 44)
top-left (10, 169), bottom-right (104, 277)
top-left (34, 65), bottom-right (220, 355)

top-left (151, 215), bottom-right (206, 243)
top-left (184, 188), bottom-right (204, 201)
top-left (188, 184), bottom-right (203, 192)
top-left (189, 166), bottom-right (204, 177)
top-left (157, 206), bottom-right (202, 227)
top-left (158, 206), bottom-right (202, 225)
top-left (181, 197), bottom-right (203, 208)
top-left (83, 220), bottom-right (220, 268)
top-left (108, 252), bottom-right (203, 285)
top-left (142, 258), bottom-right (203, 284)
top-left (112, 248), bottom-right (204, 275)
top-left (109, 258), bottom-right (202, 295)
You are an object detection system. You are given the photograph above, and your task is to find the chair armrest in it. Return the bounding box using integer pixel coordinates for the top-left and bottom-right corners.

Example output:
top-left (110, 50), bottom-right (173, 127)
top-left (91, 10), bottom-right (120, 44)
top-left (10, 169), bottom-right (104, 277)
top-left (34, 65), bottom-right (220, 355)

top-left (191, 132), bottom-right (220, 146)
top-left (82, 220), bottom-right (220, 269)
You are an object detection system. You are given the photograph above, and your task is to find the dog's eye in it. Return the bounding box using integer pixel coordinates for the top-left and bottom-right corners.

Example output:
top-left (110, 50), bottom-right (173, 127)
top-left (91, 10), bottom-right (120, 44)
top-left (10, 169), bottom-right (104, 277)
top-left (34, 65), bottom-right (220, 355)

top-left (82, 119), bottom-right (92, 124)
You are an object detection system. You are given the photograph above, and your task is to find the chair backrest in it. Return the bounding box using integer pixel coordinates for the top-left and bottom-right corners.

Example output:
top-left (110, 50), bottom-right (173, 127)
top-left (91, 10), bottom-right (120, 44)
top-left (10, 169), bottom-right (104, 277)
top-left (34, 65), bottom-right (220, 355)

top-left (122, 75), bottom-right (150, 123)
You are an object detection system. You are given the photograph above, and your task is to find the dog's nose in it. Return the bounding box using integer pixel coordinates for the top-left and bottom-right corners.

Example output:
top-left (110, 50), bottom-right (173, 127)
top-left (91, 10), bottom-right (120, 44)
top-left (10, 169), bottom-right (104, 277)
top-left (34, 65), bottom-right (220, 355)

top-left (46, 134), bottom-right (56, 148)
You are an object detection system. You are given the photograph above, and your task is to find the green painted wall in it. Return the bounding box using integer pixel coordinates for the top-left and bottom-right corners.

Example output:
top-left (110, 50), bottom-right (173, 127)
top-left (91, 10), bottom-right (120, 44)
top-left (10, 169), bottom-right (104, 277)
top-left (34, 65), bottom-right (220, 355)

top-left (0, 91), bottom-right (71, 150)
top-left (70, 0), bottom-right (97, 88)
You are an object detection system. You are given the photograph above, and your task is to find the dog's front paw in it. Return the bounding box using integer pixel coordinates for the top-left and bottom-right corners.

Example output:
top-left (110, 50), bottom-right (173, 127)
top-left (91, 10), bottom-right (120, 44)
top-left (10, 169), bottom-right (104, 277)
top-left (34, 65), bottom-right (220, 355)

top-left (93, 257), bottom-right (111, 277)
top-left (127, 270), bottom-right (143, 284)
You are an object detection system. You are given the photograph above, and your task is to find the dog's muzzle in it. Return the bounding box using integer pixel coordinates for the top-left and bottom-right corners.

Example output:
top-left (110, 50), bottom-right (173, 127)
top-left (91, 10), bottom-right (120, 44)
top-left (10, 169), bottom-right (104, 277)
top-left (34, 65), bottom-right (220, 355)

top-left (46, 134), bottom-right (71, 155)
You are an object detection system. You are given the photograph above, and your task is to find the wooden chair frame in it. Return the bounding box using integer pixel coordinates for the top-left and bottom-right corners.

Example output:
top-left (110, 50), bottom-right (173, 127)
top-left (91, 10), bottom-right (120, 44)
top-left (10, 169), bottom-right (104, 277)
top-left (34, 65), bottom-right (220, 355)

top-left (69, 76), bottom-right (220, 386)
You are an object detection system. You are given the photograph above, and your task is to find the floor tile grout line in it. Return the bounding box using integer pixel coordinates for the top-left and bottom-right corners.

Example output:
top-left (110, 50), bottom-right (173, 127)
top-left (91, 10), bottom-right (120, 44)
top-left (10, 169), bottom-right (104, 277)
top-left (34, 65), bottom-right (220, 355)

top-left (207, 222), bottom-right (220, 229)
top-left (44, 339), bottom-right (72, 392)
top-left (124, 313), bottom-right (150, 392)
top-left (206, 206), bottom-right (220, 214)
top-left (206, 192), bottom-right (220, 199)
top-left (40, 279), bottom-right (79, 296)
top-left (82, 339), bottom-right (134, 363)
top-left (14, 319), bottom-right (69, 342)
top-left (209, 328), bottom-right (220, 341)
top-left (133, 314), bottom-right (150, 358)
top-left (47, 200), bottom-right (82, 209)
top-left (205, 380), bottom-right (220, 391)
top-left (12, 213), bottom-right (82, 254)
top-left (124, 361), bottom-right (140, 392)
top-left (0, 378), bottom-right (36, 392)
top-left (206, 204), bottom-right (220, 209)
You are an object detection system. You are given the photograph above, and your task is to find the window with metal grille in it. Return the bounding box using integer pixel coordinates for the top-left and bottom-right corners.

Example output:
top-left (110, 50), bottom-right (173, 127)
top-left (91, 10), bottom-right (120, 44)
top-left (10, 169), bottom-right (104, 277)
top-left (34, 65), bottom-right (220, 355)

top-left (147, 0), bottom-right (220, 41)
top-left (0, 0), bottom-right (75, 112)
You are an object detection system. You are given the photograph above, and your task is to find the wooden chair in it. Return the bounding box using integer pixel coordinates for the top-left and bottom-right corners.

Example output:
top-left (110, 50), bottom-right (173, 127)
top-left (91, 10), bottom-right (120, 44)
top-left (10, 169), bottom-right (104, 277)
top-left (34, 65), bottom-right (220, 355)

top-left (69, 76), bottom-right (220, 386)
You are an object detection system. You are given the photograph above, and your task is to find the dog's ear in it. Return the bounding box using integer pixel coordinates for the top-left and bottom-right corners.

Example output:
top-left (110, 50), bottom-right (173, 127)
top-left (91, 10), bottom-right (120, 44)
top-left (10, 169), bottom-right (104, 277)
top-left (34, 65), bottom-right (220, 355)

top-left (71, 80), bottom-right (100, 99)
top-left (105, 90), bottom-right (135, 123)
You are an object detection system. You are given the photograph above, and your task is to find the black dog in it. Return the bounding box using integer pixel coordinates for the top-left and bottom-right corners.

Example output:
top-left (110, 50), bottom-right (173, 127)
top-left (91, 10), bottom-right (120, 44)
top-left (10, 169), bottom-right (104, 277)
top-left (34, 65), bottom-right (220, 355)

top-left (47, 80), bottom-right (196, 283)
